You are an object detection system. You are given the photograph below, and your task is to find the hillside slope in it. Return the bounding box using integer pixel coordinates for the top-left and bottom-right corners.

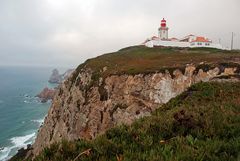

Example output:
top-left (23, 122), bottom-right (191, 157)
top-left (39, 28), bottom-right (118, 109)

top-left (73, 46), bottom-right (240, 76)
top-left (12, 82), bottom-right (240, 161)
top-left (11, 46), bottom-right (240, 160)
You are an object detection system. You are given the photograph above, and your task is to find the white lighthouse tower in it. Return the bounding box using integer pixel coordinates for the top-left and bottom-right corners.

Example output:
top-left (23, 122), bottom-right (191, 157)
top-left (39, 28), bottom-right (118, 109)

top-left (158, 18), bottom-right (169, 40)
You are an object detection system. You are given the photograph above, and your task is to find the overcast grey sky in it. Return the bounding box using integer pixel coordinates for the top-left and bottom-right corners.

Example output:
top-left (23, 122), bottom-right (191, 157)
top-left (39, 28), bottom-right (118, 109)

top-left (0, 0), bottom-right (239, 68)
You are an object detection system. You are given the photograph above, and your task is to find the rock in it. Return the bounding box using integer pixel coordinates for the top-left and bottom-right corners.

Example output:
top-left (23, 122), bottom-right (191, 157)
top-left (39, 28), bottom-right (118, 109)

top-left (48, 69), bottom-right (62, 84)
top-left (36, 87), bottom-right (56, 103)
top-left (37, 69), bottom-right (74, 103)
top-left (10, 144), bottom-right (32, 160)
top-left (48, 69), bottom-right (74, 84)
top-left (103, 66), bottom-right (108, 72)
top-left (224, 67), bottom-right (237, 75)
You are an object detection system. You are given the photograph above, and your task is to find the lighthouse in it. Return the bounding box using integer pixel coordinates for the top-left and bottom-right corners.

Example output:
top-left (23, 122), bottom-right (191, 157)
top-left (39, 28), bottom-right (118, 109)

top-left (144, 18), bottom-right (225, 50)
top-left (158, 18), bottom-right (169, 40)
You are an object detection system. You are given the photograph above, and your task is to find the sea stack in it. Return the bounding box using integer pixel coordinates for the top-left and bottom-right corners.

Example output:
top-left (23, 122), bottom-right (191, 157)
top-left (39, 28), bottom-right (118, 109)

top-left (48, 69), bottom-right (62, 84)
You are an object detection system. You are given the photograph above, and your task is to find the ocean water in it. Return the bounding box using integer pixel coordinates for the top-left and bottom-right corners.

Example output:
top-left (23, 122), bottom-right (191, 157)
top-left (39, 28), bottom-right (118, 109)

top-left (0, 66), bottom-right (57, 161)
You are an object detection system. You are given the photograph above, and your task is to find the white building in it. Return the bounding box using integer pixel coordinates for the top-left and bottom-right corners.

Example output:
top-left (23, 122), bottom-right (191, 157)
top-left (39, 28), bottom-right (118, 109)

top-left (144, 18), bottom-right (226, 50)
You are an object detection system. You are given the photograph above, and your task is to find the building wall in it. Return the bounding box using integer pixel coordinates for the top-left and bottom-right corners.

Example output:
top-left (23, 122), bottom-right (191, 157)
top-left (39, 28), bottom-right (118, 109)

top-left (147, 40), bottom-right (189, 48)
top-left (145, 40), bottom-right (225, 50)
top-left (158, 28), bottom-right (168, 40)
top-left (190, 42), bottom-right (224, 49)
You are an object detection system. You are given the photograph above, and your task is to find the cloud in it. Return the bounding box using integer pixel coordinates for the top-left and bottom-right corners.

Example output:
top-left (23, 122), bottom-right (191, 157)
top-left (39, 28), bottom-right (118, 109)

top-left (0, 0), bottom-right (239, 67)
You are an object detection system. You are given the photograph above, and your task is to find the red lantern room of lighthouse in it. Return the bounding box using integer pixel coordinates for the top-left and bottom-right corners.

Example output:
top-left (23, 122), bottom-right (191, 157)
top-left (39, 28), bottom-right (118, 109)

top-left (161, 18), bottom-right (166, 27)
top-left (158, 18), bottom-right (169, 40)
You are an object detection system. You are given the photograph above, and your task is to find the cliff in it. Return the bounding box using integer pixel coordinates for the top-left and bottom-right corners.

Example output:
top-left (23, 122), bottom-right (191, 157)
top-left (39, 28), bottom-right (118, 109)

top-left (30, 46), bottom-right (240, 157)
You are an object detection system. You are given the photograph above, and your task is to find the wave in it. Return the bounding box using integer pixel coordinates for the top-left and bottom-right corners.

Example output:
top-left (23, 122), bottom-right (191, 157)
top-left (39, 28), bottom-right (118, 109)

top-left (0, 133), bottom-right (36, 161)
top-left (25, 98), bottom-right (51, 104)
top-left (2, 117), bottom-right (47, 159)
top-left (0, 117), bottom-right (47, 160)
top-left (10, 133), bottom-right (35, 148)
top-left (0, 94), bottom-right (48, 160)
top-left (23, 100), bottom-right (30, 104)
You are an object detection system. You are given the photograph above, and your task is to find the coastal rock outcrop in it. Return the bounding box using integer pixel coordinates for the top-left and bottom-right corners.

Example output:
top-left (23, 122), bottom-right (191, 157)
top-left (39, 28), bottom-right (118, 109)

top-left (48, 69), bottom-right (74, 84)
top-left (37, 69), bottom-right (74, 103)
top-left (36, 88), bottom-right (56, 103)
top-left (48, 69), bottom-right (62, 84)
top-left (32, 63), bottom-right (240, 156)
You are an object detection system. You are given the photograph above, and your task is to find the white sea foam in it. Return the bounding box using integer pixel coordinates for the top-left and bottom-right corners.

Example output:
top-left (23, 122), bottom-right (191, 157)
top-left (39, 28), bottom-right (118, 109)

top-left (23, 100), bottom-right (27, 103)
top-left (23, 93), bottom-right (39, 104)
top-left (10, 133), bottom-right (35, 148)
top-left (0, 147), bottom-right (11, 161)
top-left (24, 94), bottom-right (28, 97)
top-left (31, 118), bottom-right (44, 125)
top-left (0, 133), bottom-right (36, 161)
top-left (24, 99), bottom-right (38, 104)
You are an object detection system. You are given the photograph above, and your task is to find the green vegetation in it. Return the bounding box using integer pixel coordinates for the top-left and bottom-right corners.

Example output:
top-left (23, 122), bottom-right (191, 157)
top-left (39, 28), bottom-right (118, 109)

top-left (12, 82), bottom-right (240, 161)
top-left (78, 46), bottom-right (239, 74)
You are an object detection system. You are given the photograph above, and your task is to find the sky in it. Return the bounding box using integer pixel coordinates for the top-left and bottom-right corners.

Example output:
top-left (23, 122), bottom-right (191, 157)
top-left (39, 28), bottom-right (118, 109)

top-left (0, 0), bottom-right (239, 68)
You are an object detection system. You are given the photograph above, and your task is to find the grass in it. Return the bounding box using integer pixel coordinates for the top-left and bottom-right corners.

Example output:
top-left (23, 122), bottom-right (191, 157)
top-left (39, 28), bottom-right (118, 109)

top-left (11, 81), bottom-right (240, 161)
top-left (70, 46), bottom-right (240, 86)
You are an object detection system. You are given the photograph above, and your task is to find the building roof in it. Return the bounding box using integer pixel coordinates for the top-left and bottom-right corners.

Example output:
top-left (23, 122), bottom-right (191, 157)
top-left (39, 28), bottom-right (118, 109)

top-left (142, 39), bottom-right (150, 45)
top-left (179, 34), bottom-right (195, 42)
top-left (161, 18), bottom-right (166, 22)
top-left (170, 37), bottom-right (179, 41)
top-left (191, 36), bottom-right (212, 43)
top-left (151, 36), bottom-right (159, 40)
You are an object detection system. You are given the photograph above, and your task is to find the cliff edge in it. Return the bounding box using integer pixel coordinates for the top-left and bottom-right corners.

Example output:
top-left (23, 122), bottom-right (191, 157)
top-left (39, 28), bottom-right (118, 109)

top-left (30, 46), bottom-right (240, 157)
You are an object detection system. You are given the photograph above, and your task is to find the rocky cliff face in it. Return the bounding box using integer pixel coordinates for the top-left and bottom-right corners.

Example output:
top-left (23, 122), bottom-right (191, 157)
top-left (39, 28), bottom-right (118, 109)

top-left (32, 63), bottom-right (240, 156)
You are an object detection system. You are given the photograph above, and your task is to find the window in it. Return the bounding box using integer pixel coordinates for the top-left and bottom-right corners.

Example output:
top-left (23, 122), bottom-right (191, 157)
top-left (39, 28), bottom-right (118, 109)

top-left (205, 43), bottom-right (210, 46)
